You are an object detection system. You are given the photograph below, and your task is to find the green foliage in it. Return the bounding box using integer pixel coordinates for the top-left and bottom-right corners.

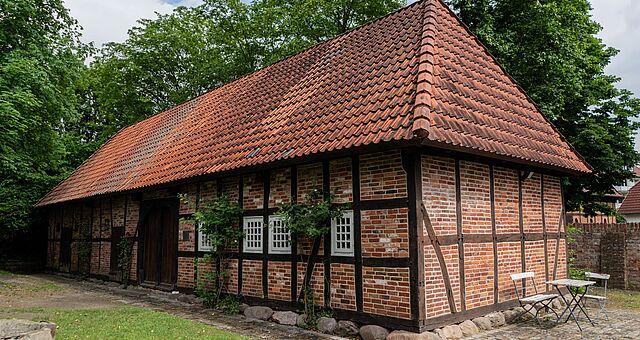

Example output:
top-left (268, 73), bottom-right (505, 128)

top-left (566, 223), bottom-right (586, 280)
top-left (190, 195), bottom-right (243, 310)
top-left (0, 0), bottom-right (90, 245)
top-left (77, 240), bottom-right (91, 278)
top-left (277, 188), bottom-right (343, 326)
top-left (445, 0), bottom-right (640, 215)
top-left (276, 188), bottom-right (347, 238)
top-left (192, 195), bottom-right (244, 252)
top-left (86, 0), bottom-right (406, 139)
top-left (217, 294), bottom-right (241, 315)
top-left (117, 236), bottom-right (136, 285)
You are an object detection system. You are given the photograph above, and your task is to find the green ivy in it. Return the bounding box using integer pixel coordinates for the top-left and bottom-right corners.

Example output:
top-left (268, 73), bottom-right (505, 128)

top-left (276, 188), bottom-right (347, 238)
top-left (118, 236), bottom-right (136, 285)
top-left (189, 194), bottom-right (243, 312)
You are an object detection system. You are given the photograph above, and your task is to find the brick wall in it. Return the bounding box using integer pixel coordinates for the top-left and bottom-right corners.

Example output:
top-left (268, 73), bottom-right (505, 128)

top-left (331, 263), bottom-right (356, 310)
top-left (570, 223), bottom-right (640, 290)
top-left (421, 155), bottom-right (566, 319)
top-left (361, 151), bottom-right (407, 200)
top-left (361, 208), bottom-right (409, 258)
top-left (45, 148), bottom-right (568, 330)
top-left (362, 267), bottom-right (411, 319)
top-left (268, 261), bottom-right (291, 301)
top-left (242, 260), bottom-right (263, 298)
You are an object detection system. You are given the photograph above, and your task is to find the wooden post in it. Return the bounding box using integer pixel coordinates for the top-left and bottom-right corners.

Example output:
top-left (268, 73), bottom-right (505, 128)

top-left (352, 155), bottom-right (364, 312)
top-left (455, 159), bottom-right (466, 311)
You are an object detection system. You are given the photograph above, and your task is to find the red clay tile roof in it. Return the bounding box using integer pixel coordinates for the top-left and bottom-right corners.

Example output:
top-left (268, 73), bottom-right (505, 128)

top-left (619, 182), bottom-right (640, 215)
top-left (36, 0), bottom-right (590, 207)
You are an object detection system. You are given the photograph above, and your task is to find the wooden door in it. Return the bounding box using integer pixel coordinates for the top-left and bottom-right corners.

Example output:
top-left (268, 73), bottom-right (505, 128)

top-left (59, 228), bottom-right (72, 272)
top-left (139, 200), bottom-right (178, 290)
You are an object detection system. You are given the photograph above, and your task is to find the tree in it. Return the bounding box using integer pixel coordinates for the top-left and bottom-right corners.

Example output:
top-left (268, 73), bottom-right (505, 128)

top-left (88, 0), bottom-right (405, 141)
top-left (0, 0), bottom-right (89, 245)
top-left (446, 0), bottom-right (640, 215)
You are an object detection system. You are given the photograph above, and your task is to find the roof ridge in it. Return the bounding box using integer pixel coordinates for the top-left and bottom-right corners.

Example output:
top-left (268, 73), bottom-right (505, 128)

top-left (429, 0), bottom-right (592, 172)
top-left (411, 0), bottom-right (438, 139)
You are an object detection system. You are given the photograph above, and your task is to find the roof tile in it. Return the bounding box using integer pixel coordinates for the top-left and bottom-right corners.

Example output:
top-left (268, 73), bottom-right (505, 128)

top-left (36, 0), bottom-right (590, 207)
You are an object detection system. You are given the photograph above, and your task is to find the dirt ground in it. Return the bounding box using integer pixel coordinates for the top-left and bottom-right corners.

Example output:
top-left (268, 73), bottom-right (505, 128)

top-left (0, 272), bottom-right (333, 339)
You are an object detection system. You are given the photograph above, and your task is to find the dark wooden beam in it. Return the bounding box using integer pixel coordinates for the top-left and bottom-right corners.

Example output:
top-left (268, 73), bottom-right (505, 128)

top-left (518, 175), bottom-right (526, 294)
top-left (290, 166), bottom-right (298, 302)
top-left (322, 160), bottom-right (331, 308)
top-left (237, 176), bottom-right (244, 295)
top-left (420, 203), bottom-right (457, 314)
top-left (541, 174), bottom-right (549, 291)
top-left (360, 197), bottom-right (408, 210)
top-left (455, 159), bottom-right (466, 311)
top-left (490, 165), bottom-right (498, 304)
top-left (262, 171), bottom-right (270, 299)
top-left (402, 149), bottom-right (425, 321)
top-left (352, 155), bottom-right (364, 312)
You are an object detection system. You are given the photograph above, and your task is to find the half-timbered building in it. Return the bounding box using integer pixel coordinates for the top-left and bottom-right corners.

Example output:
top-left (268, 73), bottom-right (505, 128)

top-left (37, 0), bottom-right (591, 332)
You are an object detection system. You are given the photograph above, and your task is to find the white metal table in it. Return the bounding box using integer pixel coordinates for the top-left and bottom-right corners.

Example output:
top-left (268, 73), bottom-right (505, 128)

top-left (547, 279), bottom-right (596, 331)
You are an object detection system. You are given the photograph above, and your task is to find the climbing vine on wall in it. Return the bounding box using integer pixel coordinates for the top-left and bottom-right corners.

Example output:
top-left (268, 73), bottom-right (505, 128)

top-left (276, 188), bottom-right (347, 325)
top-left (188, 194), bottom-right (243, 312)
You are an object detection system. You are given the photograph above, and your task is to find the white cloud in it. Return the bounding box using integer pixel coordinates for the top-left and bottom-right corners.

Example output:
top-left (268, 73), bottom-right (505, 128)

top-left (590, 0), bottom-right (640, 97)
top-left (64, 0), bottom-right (181, 48)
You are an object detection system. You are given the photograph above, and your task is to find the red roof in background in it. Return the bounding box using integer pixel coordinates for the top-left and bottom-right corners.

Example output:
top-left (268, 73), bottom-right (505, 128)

top-left (36, 0), bottom-right (590, 207)
top-left (619, 182), bottom-right (640, 215)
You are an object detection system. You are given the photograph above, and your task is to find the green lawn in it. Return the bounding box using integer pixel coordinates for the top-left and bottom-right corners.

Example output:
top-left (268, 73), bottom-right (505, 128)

top-left (606, 289), bottom-right (640, 310)
top-left (18, 306), bottom-right (246, 340)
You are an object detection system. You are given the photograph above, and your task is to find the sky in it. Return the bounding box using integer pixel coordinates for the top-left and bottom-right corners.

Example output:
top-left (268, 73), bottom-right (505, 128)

top-left (65, 0), bottom-right (640, 146)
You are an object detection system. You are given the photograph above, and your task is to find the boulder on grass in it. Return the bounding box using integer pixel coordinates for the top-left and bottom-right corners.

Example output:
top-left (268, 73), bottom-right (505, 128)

top-left (359, 325), bottom-right (389, 340)
top-left (244, 306), bottom-right (274, 320)
top-left (0, 320), bottom-right (56, 339)
top-left (472, 316), bottom-right (492, 330)
top-left (458, 320), bottom-right (479, 336)
top-left (317, 317), bottom-right (337, 334)
top-left (272, 311), bottom-right (298, 325)
top-left (335, 320), bottom-right (359, 337)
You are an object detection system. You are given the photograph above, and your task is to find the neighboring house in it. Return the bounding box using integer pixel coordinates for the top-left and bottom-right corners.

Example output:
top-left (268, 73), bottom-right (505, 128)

top-left (36, 0), bottom-right (591, 332)
top-left (614, 166), bottom-right (640, 196)
top-left (566, 188), bottom-right (623, 224)
top-left (618, 182), bottom-right (640, 222)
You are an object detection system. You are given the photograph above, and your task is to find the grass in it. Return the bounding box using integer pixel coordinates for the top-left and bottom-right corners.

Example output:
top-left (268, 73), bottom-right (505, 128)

top-left (606, 289), bottom-right (640, 310)
top-left (15, 306), bottom-right (246, 340)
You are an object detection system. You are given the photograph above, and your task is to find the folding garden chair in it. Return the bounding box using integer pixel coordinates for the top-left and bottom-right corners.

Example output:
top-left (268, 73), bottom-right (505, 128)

top-left (582, 272), bottom-right (610, 321)
top-left (511, 272), bottom-right (559, 324)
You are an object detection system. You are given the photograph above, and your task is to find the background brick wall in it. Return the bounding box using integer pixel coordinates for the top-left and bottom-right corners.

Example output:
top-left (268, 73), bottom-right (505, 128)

top-left (570, 223), bottom-right (640, 290)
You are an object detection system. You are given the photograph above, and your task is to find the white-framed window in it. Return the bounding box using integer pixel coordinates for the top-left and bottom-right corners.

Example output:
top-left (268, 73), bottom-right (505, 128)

top-left (331, 210), bottom-right (354, 256)
top-left (197, 222), bottom-right (214, 252)
top-left (243, 216), bottom-right (263, 253)
top-left (268, 215), bottom-right (291, 254)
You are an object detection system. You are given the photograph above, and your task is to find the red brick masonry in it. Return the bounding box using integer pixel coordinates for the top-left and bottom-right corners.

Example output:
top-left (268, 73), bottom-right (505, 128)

top-left (45, 149), bottom-right (567, 331)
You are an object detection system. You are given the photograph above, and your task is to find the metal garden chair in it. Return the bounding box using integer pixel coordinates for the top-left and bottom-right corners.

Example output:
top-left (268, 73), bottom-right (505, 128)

top-left (511, 272), bottom-right (559, 324)
top-left (582, 272), bottom-right (610, 321)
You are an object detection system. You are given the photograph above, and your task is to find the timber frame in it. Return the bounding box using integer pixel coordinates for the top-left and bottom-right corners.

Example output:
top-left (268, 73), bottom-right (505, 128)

top-left (44, 143), bottom-right (570, 333)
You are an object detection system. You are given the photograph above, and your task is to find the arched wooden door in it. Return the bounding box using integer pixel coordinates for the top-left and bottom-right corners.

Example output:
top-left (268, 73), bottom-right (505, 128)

top-left (138, 198), bottom-right (178, 290)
